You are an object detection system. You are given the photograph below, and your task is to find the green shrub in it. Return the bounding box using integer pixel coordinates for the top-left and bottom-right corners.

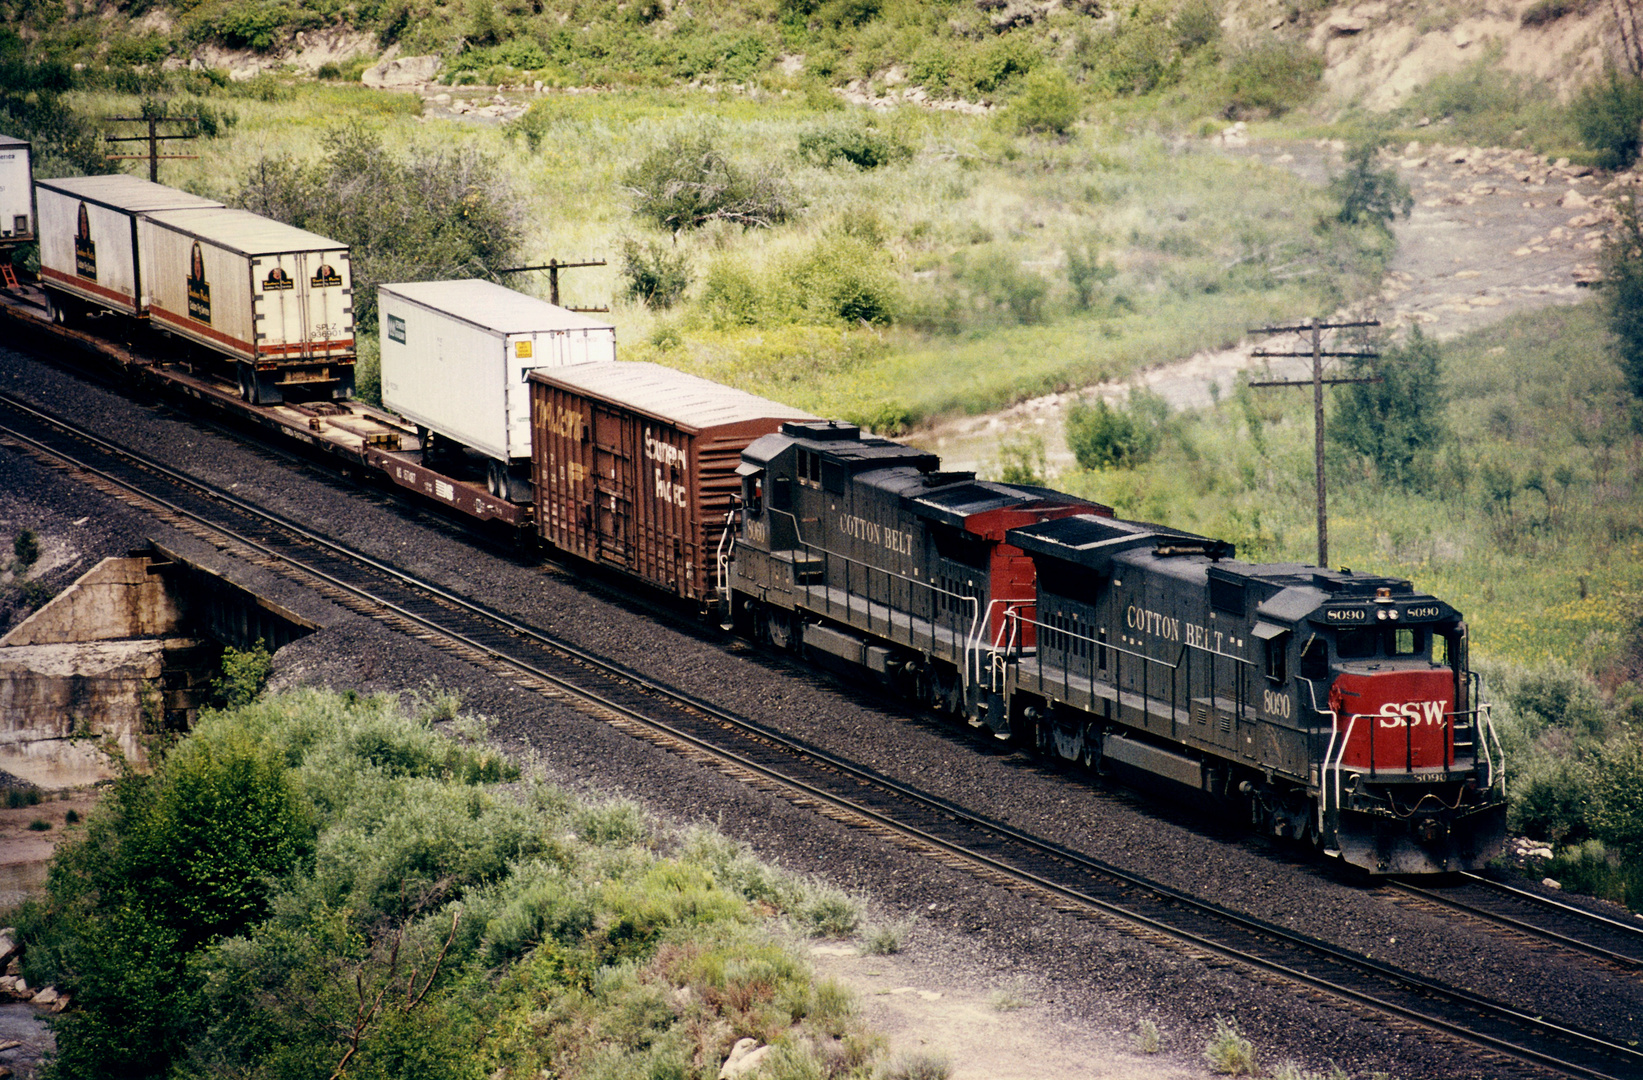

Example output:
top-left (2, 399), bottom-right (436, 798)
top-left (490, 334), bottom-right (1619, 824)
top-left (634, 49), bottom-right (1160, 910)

top-left (1521, 0), bottom-right (1591, 26)
top-left (784, 233), bottom-right (899, 325)
top-left (1329, 326), bottom-right (1444, 487)
top-left (796, 122), bottom-right (911, 168)
top-left (1067, 390), bottom-right (1170, 470)
top-left (212, 642), bottom-right (273, 710)
top-left (1203, 1016), bottom-right (1257, 1076)
top-left (1135, 1018), bottom-right (1162, 1054)
top-left (885, 1051), bottom-right (952, 1080)
top-left (1222, 41), bottom-right (1324, 117)
top-left (27, 819), bottom-right (51, 831)
top-left (624, 133), bottom-right (797, 234)
top-left (620, 237), bottom-right (693, 308)
top-left (238, 122), bottom-right (524, 328)
top-left (1329, 140), bottom-right (1413, 229)
top-left (1592, 730), bottom-right (1643, 860)
top-left (993, 432), bottom-right (1049, 486)
top-left (1603, 192), bottom-right (1643, 400)
top-left (699, 258), bottom-right (769, 329)
top-left (1003, 66), bottom-right (1083, 135)
top-left (13, 528), bottom-right (39, 567)
top-left (1572, 68), bottom-right (1643, 170)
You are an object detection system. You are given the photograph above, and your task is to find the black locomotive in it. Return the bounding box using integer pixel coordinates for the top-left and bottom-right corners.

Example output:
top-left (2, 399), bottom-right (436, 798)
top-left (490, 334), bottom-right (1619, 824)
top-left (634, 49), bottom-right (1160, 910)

top-left (729, 420), bottom-right (1507, 875)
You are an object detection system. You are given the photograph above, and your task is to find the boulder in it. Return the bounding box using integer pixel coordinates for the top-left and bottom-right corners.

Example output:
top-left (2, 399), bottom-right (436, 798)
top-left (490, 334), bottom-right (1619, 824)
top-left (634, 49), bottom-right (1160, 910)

top-left (719, 1038), bottom-right (772, 1080)
top-left (363, 54), bottom-right (441, 89)
top-left (1559, 189), bottom-right (1591, 210)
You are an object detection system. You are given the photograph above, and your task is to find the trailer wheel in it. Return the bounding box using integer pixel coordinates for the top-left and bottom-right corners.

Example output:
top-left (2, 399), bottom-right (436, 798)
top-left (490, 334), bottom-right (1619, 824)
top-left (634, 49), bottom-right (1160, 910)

top-left (487, 459), bottom-right (506, 498)
top-left (237, 363), bottom-right (256, 404)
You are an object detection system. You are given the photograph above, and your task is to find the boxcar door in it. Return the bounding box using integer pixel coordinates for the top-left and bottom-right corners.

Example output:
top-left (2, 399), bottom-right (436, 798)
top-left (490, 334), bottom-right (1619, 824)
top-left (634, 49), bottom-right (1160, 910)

top-left (590, 404), bottom-right (633, 564)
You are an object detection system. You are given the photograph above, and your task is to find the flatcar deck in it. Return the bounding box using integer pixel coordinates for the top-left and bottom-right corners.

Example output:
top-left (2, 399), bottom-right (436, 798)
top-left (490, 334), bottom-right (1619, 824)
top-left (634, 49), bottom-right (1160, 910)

top-left (0, 278), bottom-right (528, 529)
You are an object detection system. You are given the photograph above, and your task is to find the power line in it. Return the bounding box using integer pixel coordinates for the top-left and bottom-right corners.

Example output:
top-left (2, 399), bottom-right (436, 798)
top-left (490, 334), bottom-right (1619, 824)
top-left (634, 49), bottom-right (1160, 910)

top-left (1248, 317), bottom-right (1382, 569)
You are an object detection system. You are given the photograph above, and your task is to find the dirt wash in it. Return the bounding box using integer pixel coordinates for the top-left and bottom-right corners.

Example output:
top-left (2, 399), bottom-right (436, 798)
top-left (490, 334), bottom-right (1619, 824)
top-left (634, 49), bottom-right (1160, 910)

top-left (911, 136), bottom-right (1611, 477)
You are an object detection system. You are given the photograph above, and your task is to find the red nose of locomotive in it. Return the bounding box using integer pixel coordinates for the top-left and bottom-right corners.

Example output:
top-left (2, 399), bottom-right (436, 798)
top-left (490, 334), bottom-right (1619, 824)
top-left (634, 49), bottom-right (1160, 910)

top-left (1327, 669), bottom-right (1457, 773)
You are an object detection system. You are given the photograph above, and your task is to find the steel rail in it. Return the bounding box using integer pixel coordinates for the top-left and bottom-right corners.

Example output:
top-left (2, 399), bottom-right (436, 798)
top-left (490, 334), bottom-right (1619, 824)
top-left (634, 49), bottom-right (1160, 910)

top-left (1393, 874), bottom-right (1643, 966)
top-left (0, 395), bottom-right (1638, 1080)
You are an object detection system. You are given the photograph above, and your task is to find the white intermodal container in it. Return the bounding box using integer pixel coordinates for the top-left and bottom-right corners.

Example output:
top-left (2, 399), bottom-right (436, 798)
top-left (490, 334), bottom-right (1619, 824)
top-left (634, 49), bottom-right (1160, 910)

top-left (378, 279), bottom-right (616, 475)
top-left (140, 207), bottom-right (355, 403)
top-left (35, 175), bottom-right (222, 319)
top-left (0, 134), bottom-right (32, 244)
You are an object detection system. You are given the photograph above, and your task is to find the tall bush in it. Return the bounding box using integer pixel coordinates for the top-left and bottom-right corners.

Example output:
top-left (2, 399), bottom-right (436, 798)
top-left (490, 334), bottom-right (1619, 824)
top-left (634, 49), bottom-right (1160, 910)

top-left (1329, 326), bottom-right (1446, 487)
top-left (623, 134), bottom-right (796, 234)
top-left (1066, 390), bottom-right (1170, 470)
top-left (1572, 67), bottom-right (1643, 171)
top-left (1601, 193), bottom-right (1643, 401)
top-left (238, 123), bottom-right (524, 328)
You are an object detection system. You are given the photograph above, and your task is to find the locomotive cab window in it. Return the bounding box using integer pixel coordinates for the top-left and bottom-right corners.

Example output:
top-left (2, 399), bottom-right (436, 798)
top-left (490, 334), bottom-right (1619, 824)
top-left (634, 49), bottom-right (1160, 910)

top-left (1335, 628), bottom-right (1377, 659)
top-left (1388, 627), bottom-right (1426, 656)
top-left (1299, 636), bottom-right (1327, 680)
top-left (742, 472), bottom-right (763, 516)
top-left (1262, 632), bottom-right (1290, 683)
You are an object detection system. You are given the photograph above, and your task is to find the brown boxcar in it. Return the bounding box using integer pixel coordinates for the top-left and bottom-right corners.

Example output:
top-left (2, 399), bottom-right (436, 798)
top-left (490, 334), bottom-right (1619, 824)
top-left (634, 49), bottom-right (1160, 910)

top-left (530, 361), bottom-right (814, 602)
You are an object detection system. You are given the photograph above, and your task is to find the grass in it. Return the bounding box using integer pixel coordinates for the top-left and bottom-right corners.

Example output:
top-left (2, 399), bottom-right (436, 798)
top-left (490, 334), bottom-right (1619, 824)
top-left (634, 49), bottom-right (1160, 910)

top-left (1055, 302), bottom-right (1643, 677)
top-left (52, 78), bottom-right (1387, 430)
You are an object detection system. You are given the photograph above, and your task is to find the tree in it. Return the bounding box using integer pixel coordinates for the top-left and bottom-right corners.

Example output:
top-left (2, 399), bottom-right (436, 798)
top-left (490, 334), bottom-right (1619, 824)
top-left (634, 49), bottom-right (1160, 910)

top-left (622, 134), bottom-right (796, 235)
top-left (1328, 140), bottom-right (1413, 229)
top-left (1330, 326), bottom-right (1448, 488)
top-left (239, 123), bottom-right (524, 327)
top-left (1572, 67), bottom-right (1643, 171)
top-left (1066, 390), bottom-right (1169, 470)
top-left (1602, 193), bottom-right (1643, 401)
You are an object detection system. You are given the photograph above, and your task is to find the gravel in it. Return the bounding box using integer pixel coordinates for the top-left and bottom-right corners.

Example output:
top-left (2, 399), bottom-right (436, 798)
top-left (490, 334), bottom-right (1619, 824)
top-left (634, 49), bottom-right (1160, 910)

top-left (2, 340), bottom-right (1634, 1080)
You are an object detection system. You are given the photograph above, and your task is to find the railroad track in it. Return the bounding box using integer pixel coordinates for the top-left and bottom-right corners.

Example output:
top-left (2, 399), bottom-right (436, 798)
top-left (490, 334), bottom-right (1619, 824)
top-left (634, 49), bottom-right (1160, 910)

top-left (1390, 872), bottom-right (1643, 972)
top-left (2, 391), bottom-right (1640, 1080)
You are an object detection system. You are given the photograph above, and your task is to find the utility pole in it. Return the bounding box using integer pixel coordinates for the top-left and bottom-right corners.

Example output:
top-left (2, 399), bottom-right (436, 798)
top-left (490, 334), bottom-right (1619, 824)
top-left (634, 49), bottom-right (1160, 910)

top-left (104, 115), bottom-right (198, 182)
top-left (498, 258), bottom-right (609, 312)
top-left (1248, 318), bottom-right (1381, 569)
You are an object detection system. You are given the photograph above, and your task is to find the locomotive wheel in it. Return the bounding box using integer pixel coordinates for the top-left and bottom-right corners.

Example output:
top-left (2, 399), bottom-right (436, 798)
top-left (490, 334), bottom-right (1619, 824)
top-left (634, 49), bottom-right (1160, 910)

top-left (764, 607), bottom-right (796, 651)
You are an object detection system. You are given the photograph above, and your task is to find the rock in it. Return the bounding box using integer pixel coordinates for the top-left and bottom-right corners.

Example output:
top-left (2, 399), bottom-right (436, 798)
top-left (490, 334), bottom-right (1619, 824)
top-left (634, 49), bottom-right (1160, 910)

top-left (0, 929), bottom-right (16, 969)
top-left (1568, 212), bottom-right (1602, 228)
top-left (1542, 877), bottom-right (1562, 890)
top-left (1324, 13), bottom-right (1368, 34)
top-left (1566, 163), bottom-right (1595, 178)
top-left (362, 54), bottom-right (441, 89)
top-left (1573, 264), bottom-right (1603, 285)
top-left (1404, 141), bottom-right (1422, 155)
top-left (30, 986), bottom-right (61, 1009)
top-left (1559, 189), bottom-right (1591, 210)
top-left (719, 1038), bottom-right (771, 1079)
top-left (1448, 149), bottom-right (1468, 164)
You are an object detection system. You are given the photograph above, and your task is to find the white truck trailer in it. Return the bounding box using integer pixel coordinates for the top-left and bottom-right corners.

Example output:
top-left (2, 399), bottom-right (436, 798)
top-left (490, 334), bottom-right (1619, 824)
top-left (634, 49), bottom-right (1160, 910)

top-left (140, 207), bottom-right (355, 404)
top-left (379, 279), bottom-right (617, 501)
top-left (35, 175), bottom-right (222, 323)
top-left (0, 134), bottom-right (32, 248)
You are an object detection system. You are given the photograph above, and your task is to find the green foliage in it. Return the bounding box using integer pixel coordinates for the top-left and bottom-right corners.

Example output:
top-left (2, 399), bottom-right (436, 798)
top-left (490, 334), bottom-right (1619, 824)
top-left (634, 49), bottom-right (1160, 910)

top-left (12, 528), bottom-right (39, 568)
top-left (1521, 0), bottom-right (1591, 24)
top-left (238, 122), bottom-right (523, 328)
top-left (993, 432), bottom-right (1049, 486)
top-left (1602, 194), bottom-right (1643, 401)
top-left (212, 642), bottom-right (273, 710)
top-left (619, 237), bottom-right (693, 309)
top-left (5, 786), bottom-right (42, 809)
top-left (183, 0), bottom-right (321, 51)
top-left (1066, 390), bottom-right (1170, 470)
top-left (1203, 1016), bottom-right (1257, 1076)
top-left (796, 122), bottom-right (912, 169)
top-left (1135, 1018), bottom-right (1162, 1054)
top-left (1591, 731), bottom-right (1643, 860)
top-left (27, 818), bottom-right (51, 831)
top-left (0, 46), bottom-right (111, 178)
top-left (1572, 68), bottom-right (1643, 171)
top-left (1003, 66), bottom-right (1083, 136)
top-left (884, 1051), bottom-right (952, 1080)
top-left (784, 233), bottom-right (899, 325)
top-left (1330, 327), bottom-right (1446, 487)
top-left (23, 689), bottom-right (869, 1079)
top-left (1221, 41), bottom-right (1324, 118)
top-left (624, 133), bottom-right (797, 234)
top-left (1065, 235), bottom-right (1118, 310)
top-left (1329, 140), bottom-right (1413, 228)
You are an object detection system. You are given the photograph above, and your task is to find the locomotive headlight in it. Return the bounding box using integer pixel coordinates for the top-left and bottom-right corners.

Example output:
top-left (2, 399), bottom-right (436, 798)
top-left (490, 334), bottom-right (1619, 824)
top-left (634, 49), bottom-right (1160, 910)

top-left (1376, 610), bottom-right (1386, 621)
top-left (1388, 610), bottom-right (1398, 620)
